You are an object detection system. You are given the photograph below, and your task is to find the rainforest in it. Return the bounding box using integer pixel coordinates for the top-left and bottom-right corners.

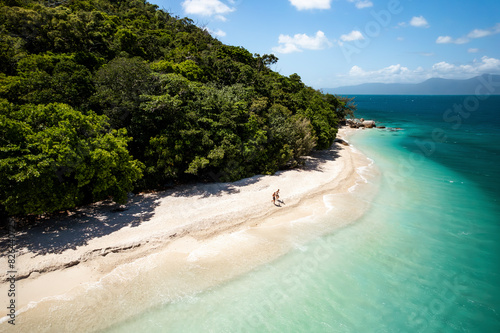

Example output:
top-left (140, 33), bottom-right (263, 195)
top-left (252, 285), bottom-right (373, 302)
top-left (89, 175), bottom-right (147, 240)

top-left (0, 0), bottom-right (354, 217)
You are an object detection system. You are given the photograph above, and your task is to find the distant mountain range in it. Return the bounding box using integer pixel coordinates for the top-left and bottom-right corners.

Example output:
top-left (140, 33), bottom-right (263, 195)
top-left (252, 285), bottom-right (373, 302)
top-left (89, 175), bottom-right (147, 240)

top-left (323, 74), bottom-right (500, 95)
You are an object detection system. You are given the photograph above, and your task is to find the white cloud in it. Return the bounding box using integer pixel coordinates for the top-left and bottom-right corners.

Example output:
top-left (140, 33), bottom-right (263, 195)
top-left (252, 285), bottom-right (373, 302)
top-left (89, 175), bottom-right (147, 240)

top-left (432, 61), bottom-right (459, 73)
top-left (290, 0), bottom-right (373, 10)
top-left (349, 65), bottom-right (364, 76)
top-left (344, 64), bottom-right (410, 84)
top-left (289, 0), bottom-right (331, 10)
top-left (182, 0), bottom-right (235, 20)
top-left (340, 30), bottom-right (364, 42)
top-left (273, 31), bottom-right (332, 53)
top-left (468, 48), bottom-right (479, 53)
top-left (399, 16), bottom-right (429, 28)
top-left (340, 56), bottom-right (500, 85)
top-left (273, 43), bottom-right (301, 54)
top-left (337, 63), bottom-right (418, 85)
top-left (415, 66), bottom-right (425, 73)
top-left (348, 0), bottom-right (373, 9)
top-left (356, 1), bottom-right (373, 9)
top-left (467, 24), bottom-right (500, 38)
top-left (204, 27), bottom-right (226, 38)
top-left (476, 56), bottom-right (500, 72)
top-left (436, 23), bottom-right (500, 45)
top-left (453, 37), bottom-right (470, 44)
top-left (467, 29), bottom-right (491, 39)
top-left (431, 57), bottom-right (500, 76)
top-left (436, 35), bottom-right (469, 44)
top-left (436, 36), bottom-right (453, 44)
top-left (410, 16), bottom-right (429, 28)
top-left (349, 64), bottom-right (409, 78)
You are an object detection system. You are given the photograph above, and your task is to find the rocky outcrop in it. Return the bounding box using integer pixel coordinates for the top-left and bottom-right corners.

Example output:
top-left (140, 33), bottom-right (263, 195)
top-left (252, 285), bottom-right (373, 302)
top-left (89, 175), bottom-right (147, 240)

top-left (346, 118), bottom-right (377, 129)
top-left (362, 120), bottom-right (376, 128)
top-left (347, 119), bottom-right (362, 128)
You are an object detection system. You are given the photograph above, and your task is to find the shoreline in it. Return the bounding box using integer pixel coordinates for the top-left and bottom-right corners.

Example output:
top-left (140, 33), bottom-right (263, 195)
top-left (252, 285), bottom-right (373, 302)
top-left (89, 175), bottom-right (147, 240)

top-left (0, 127), bottom-right (379, 332)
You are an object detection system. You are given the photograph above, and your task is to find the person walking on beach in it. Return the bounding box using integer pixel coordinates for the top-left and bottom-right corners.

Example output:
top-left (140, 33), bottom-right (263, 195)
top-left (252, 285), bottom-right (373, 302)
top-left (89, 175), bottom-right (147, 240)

top-left (272, 189), bottom-right (281, 206)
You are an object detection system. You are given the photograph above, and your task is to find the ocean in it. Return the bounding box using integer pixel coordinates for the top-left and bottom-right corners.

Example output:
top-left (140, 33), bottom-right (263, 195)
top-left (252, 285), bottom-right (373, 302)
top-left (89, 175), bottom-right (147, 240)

top-left (98, 94), bottom-right (500, 332)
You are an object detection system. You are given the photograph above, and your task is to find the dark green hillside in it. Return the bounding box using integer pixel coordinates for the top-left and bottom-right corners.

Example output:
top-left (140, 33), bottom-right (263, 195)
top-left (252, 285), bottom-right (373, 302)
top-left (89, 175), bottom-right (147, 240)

top-left (0, 0), bottom-right (354, 217)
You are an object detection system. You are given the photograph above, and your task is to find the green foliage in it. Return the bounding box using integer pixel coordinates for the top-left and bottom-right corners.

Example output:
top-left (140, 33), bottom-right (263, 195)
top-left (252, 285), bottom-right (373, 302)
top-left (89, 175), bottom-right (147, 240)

top-left (92, 56), bottom-right (158, 128)
top-left (217, 45), bottom-right (255, 66)
top-left (0, 33), bottom-right (26, 75)
top-left (0, 101), bottom-right (143, 215)
top-left (113, 28), bottom-right (145, 57)
top-left (16, 53), bottom-right (94, 107)
top-left (150, 60), bottom-right (174, 73)
top-left (174, 60), bottom-right (203, 81)
top-left (335, 95), bottom-right (357, 119)
top-left (0, 0), bottom-right (354, 216)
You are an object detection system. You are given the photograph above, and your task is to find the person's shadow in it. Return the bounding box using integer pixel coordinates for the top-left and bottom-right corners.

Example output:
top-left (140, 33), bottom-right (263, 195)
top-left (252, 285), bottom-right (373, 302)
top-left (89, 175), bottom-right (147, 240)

top-left (274, 199), bottom-right (285, 207)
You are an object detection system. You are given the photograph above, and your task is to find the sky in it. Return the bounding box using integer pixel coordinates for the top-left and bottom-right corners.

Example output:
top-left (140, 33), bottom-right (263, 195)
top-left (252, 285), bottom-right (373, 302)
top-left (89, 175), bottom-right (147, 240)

top-left (151, 0), bottom-right (500, 89)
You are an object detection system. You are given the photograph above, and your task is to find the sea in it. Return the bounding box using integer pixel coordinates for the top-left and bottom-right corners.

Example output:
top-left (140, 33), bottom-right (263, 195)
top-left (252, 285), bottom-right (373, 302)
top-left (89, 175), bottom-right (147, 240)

top-left (97, 94), bottom-right (500, 332)
top-left (5, 95), bottom-right (499, 332)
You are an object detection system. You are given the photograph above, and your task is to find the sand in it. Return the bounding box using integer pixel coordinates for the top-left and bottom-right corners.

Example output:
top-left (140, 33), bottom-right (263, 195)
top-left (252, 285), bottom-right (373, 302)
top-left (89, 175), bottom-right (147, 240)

top-left (0, 127), bottom-right (379, 332)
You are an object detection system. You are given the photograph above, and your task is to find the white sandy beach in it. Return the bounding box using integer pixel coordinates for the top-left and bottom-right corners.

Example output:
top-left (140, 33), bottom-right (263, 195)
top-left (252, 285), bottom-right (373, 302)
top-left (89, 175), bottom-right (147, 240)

top-left (0, 127), bottom-right (379, 332)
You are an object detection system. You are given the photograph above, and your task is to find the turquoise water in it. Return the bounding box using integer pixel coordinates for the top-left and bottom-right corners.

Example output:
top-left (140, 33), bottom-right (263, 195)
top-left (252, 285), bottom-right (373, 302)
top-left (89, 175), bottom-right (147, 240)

top-left (103, 96), bottom-right (500, 332)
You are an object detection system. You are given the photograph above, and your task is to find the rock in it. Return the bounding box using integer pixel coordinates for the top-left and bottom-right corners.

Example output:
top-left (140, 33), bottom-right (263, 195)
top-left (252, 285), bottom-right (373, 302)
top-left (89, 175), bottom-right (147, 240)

top-left (362, 120), bottom-right (376, 128)
top-left (346, 119), bottom-right (361, 128)
top-left (334, 138), bottom-right (349, 146)
top-left (377, 126), bottom-right (386, 129)
top-left (360, 118), bottom-right (365, 122)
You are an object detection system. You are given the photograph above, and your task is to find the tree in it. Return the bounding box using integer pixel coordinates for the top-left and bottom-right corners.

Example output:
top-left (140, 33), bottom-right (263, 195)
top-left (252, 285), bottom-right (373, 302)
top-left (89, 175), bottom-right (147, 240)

top-left (334, 95), bottom-right (357, 120)
top-left (92, 56), bottom-right (159, 129)
top-left (0, 34), bottom-right (25, 75)
top-left (266, 104), bottom-right (316, 170)
top-left (7, 53), bottom-right (94, 107)
top-left (0, 101), bottom-right (143, 215)
top-left (255, 53), bottom-right (278, 71)
top-left (113, 28), bottom-right (145, 57)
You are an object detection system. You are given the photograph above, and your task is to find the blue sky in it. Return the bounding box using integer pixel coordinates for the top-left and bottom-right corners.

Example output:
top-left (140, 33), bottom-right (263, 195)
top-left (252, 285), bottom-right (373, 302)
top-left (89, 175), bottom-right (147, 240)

top-left (151, 0), bottom-right (500, 89)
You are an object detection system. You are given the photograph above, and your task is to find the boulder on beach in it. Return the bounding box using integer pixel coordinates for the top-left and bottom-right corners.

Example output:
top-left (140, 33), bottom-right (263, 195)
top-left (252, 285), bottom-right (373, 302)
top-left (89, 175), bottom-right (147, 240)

top-left (346, 119), bottom-right (360, 128)
top-left (362, 120), bottom-right (376, 128)
top-left (346, 118), bottom-right (377, 129)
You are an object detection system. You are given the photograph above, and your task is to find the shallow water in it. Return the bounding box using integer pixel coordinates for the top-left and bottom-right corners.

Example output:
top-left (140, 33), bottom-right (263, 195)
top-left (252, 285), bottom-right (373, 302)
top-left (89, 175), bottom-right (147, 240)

top-left (100, 96), bottom-right (500, 332)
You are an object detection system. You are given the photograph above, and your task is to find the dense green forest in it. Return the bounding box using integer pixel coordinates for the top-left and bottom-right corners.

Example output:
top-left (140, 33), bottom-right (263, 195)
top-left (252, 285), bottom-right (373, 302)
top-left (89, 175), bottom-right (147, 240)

top-left (0, 0), bottom-right (355, 218)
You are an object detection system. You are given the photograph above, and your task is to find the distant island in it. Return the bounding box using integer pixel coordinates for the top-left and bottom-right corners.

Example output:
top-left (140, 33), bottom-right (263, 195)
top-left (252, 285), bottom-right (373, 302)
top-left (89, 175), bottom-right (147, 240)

top-left (323, 74), bottom-right (500, 95)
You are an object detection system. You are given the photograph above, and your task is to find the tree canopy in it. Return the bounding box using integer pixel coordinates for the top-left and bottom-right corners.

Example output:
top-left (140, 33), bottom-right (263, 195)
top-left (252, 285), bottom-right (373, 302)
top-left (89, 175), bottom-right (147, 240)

top-left (0, 0), bottom-right (354, 217)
